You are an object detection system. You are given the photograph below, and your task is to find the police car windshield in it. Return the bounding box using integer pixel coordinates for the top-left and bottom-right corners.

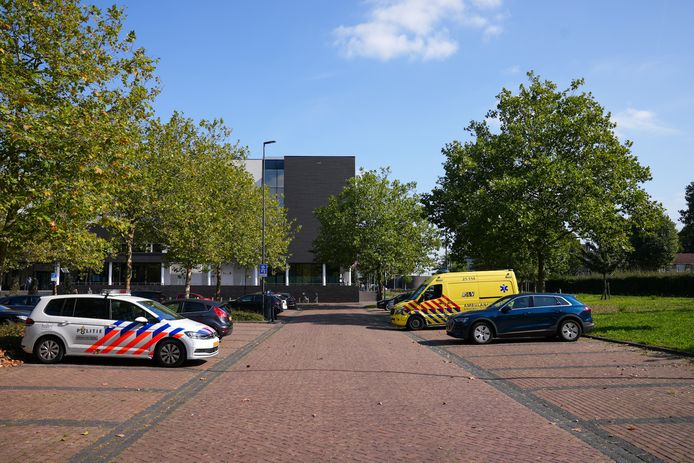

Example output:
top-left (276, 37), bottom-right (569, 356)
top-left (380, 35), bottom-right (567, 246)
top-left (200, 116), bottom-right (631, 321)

top-left (487, 295), bottom-right (515, 310)
top-left (139, 300), bottom-right (183, 320)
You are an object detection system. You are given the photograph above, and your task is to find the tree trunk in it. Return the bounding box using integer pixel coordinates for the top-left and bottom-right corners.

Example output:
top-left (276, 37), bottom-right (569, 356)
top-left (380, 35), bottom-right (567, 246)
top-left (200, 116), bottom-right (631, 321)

top-left (601, 273), bottom-right (608, 300)
top-left (125, 226), bottom-right (135, 292)
top-left (214, 263), bottom-right (222, 300)
top-left (536, 251), bottom-right (546, 293)
top-left (184, 266), bottom-right (193, 298)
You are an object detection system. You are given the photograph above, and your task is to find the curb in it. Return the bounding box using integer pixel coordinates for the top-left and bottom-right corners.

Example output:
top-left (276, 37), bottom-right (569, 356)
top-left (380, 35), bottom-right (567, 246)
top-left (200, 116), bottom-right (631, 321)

top-left (585, 335), bottom-right (694, 359)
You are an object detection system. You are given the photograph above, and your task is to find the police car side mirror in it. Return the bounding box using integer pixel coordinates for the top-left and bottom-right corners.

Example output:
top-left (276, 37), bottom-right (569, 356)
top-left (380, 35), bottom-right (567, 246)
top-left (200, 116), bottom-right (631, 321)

top-left (135, 316), bottom-right (148, 324)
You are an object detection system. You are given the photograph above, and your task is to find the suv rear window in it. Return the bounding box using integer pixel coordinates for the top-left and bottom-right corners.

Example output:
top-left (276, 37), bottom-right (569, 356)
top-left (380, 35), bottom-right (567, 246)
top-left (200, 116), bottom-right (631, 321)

top-left (44, 299), bottom-right (66, 316)
top-left (73, 298), bottom-right (109, 319)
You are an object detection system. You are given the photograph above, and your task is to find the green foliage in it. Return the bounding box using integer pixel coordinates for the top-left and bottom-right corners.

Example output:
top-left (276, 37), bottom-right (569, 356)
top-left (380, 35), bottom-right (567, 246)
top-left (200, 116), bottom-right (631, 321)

top-left (679, 182), bottom-right (694, 252)
top-left (314, 168), bottom-right (439, 297)
top-left (546, 272), bottom-right (694, 297)
top-left (0, 0), bottom-right (157, 278)
top-left (627, 209), bottom-right (679, 271)
top-left (425, 72), bottom-right (656, 290)
top-left (578, 294), bottom-right (694, 353)
top-left (229, 310), bottom-right (265, 322)
top-left (147, 113), bottom-right (295, 297)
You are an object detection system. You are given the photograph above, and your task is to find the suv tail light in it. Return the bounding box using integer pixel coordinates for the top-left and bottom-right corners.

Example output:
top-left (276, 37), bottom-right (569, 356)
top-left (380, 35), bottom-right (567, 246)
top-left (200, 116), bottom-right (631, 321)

top-left (213, 306), bottom-right (228, 319)
top-left (584, 306), bottom-right (592, 313)
top-left (25, 318), bottom-right (35, 326)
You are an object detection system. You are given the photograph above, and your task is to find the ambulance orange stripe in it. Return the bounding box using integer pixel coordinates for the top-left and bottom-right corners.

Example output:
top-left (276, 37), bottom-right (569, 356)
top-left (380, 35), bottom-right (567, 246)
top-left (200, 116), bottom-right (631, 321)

top-left (134, 332), bottom-right (167, 356)
top-left (101, 331), bottom-right (135, 354)
top-left (117, 330), bottom-right (152, 355)
top-left (85, 329), bottom-right (119, 353)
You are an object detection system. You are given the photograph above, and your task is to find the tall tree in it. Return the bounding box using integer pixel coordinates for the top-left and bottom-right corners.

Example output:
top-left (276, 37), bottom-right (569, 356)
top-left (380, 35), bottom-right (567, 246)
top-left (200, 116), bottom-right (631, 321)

top-left (628, 209), bottom-right (679, 271)
top-left (314, 168), bottom-right (439, 300)
top-left (0, 0), bottom-right (157, 284)
top-left (425, 72), bottom-right (656, 291)
top-left (679, 182), bottom-right (694, 252)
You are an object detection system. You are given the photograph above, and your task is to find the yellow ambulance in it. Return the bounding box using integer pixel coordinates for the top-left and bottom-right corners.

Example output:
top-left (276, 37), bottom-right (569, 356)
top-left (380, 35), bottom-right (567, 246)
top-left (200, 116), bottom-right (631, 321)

top-left (390, 270), bottom-right (518, 330)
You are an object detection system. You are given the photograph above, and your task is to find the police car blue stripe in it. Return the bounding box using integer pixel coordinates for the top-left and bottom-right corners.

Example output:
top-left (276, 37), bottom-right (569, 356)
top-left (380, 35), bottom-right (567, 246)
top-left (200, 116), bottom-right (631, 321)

top-left (136, 324), bottom-right (153, 336)
top-left (169, 327), bottom-right (184, 337)
top-left (152, 323), bottom-right (171, 337)
top-left (105, 320), bottom-right (123, 335)
top-left (119, 322), bottom-right (139, 336)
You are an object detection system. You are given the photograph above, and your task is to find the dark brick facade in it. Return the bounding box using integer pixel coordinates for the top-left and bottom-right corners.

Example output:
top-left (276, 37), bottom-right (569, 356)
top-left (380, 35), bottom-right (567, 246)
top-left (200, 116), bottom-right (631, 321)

top-left (284, 156), bottom-right (355, 263)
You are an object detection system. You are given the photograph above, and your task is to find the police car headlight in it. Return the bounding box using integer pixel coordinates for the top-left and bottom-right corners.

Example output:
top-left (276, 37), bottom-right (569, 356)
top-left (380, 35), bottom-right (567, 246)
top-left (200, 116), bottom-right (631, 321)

top-left (185, 331), bottom-right (213, 340)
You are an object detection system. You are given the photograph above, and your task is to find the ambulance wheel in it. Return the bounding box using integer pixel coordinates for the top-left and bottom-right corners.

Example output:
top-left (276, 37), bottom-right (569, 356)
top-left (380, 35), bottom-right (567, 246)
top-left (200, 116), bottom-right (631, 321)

top-left (34, 336), bottom-right (65, 364)
top-left (155, 339), bottom-right (186, 367)
top-left (406, 315), bottom-right (426, 330)
top-left (470, 322), bottom-right (493, 345)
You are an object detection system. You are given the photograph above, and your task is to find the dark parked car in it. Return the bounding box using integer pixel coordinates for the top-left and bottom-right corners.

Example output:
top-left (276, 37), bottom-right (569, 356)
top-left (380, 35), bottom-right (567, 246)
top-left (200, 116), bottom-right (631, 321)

top-left (0, 295), bottom-right (41, 311)
top-left (163, 299), bottom-right (233, 338)
top-left (176, 292), bottom-right (212, 301)
top-left (276, 293), bottom-right (297, 310)
top-left (377, 291), bottom-right (411, 311)
top-left (0, 304), bottom-right (31, 324)
top-left (446, 293), bottom-right (594, 344)
top-left (131, 290), bottom-right (166, 302)
top-left (228, 293), bottom-right (283, 316)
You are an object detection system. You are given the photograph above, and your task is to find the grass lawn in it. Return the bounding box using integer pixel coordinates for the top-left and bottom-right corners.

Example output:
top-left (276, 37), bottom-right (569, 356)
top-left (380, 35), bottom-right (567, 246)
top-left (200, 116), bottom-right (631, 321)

top-left (576, 294), bottom-right (694, 354)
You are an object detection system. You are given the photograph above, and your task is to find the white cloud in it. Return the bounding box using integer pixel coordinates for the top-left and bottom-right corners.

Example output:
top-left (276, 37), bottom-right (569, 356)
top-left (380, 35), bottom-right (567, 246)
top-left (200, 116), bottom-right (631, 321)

top-left (613, 108), bottom-right (675, 134)
top-left (334, 0), bottom-right (504, 61)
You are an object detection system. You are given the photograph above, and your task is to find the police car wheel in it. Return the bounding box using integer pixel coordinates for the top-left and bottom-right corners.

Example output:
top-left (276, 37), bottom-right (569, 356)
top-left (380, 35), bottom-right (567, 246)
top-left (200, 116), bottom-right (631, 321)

top-left (406, 315), bottom-right (425, 330)
top-left (558, 319), bottom-right (581, 342)
top-left (470, 322), bottom-right (493, 344)
top-left (34, 336), bottom-right (65, 364)
top-left (155, 339), bottom-right (186, 367)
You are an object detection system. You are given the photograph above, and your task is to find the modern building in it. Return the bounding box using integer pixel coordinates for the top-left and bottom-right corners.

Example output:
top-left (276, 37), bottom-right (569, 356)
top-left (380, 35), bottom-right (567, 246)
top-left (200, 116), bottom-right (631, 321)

top-left (3, 155), bottom-right (358, 302)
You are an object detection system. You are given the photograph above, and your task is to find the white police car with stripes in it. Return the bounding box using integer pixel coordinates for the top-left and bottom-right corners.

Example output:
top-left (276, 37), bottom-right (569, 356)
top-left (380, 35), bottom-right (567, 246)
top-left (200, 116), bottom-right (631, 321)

top-left (22, 294), bottom-right (219, 367)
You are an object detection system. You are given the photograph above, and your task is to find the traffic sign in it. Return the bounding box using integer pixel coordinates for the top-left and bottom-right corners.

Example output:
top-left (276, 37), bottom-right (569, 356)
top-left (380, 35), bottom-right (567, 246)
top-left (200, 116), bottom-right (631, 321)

top-left (50, 272), bottom-right (58, 282)
top-left (259, 264), bottom-right (268, 277)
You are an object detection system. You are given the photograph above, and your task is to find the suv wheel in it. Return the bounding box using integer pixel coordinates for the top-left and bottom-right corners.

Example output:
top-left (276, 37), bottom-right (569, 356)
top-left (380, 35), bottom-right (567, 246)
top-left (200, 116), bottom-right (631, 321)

top-left (155, 339), bottom-right (186, 367)
top-left (34, 336), bottom-right (65, 364)
top-left (470, 322), bottom-right (493, 344)
top-left (559, 319), bottom-right (581, 342)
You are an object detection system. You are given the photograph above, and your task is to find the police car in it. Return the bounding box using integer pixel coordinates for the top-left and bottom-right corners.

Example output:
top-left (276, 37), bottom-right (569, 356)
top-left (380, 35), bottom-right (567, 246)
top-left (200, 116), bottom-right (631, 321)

top-left (22, 293), bottom-right (219, 367)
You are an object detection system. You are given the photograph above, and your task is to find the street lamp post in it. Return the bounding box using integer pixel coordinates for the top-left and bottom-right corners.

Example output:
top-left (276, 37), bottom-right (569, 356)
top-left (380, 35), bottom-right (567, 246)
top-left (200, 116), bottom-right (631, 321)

top-left (262, 140), bottom-right (276, 322)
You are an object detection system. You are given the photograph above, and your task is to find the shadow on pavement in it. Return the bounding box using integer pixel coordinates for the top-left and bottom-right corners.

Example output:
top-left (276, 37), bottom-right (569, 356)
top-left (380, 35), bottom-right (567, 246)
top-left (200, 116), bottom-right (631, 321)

top-left (282, 310), bottom-right (391, 328)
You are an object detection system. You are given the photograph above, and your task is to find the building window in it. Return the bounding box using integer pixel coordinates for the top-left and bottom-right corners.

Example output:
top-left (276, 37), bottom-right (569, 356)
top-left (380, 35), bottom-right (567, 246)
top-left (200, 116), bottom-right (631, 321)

top-left (264, 159), bottom-right (284, 207)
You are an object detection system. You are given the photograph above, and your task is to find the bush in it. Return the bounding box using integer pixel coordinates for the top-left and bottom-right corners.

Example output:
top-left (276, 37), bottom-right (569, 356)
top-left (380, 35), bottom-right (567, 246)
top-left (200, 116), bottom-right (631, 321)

top-left (546, 272), bottom-right (694, 297)
top-left (0, 323), bottom-right (25, 366)
top-left (230, 310), bottom-right (265, 321)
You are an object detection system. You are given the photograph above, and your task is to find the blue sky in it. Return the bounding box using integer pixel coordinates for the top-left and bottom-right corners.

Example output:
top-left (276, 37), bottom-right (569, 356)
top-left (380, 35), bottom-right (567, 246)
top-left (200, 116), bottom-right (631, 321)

top-left (104, 0), bottom-right (693, 225)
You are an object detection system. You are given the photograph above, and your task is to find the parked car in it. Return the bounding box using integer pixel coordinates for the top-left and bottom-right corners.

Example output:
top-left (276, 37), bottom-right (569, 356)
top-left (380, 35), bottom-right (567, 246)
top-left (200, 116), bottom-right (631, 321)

top-left (446, 293), bottom-right (594, 344)
top-left (0, 304), bottom-right (31, 324)
top-left (21, 294), bottom-right (219, 367)
top-left (163, 299), bottom-right (233, 338)
top-left (0, 295), bottom-right (41, 311)
top-left (176, 292), bottom-right (212, 301)
top-left (228, 293), bottom-right (283, 316)
top-left (276, 293), bottom-right (296, 310)
top-left (131, 290), bottom-right (166, 302)
top-left (387, 291), bottom-right (412, 313)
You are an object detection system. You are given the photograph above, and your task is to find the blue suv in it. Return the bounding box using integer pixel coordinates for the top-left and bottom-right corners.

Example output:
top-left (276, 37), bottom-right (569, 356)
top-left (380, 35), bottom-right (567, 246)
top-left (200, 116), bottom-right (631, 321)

top-left (446, 293), bottom-right (594, 344)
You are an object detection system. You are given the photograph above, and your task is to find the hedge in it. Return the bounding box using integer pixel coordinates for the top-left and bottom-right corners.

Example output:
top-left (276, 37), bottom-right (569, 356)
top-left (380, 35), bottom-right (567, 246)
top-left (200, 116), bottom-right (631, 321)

top-left (545, 273), bottom-right (694, 297)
